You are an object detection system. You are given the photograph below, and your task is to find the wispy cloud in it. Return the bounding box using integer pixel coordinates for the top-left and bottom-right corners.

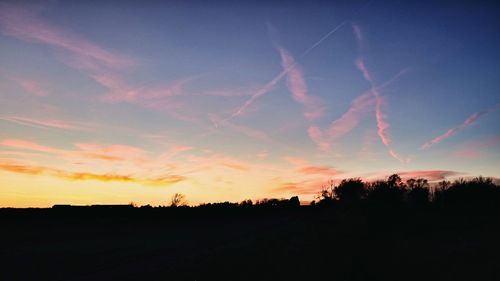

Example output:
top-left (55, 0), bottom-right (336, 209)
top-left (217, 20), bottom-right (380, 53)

top-left (272, 179), bottom-right (326, 196)
top-left (0, 161), bottom-right (185, 186)
top-left (355, 58), bottom-right (391, 146)
top-left (209, 114), bottom-right (271, 142)
top-left (308, 126), bottom-right (331, 152)
top-left (452, 135), bottom-right (500, 159)
top-left (283, 156), bottom-right (340, 176)
top-left (1, 139), bottom-right (63, 154)
top-left (0, 3), bottom-right (134, 69)
top-left (284, 156), bottom-right (309, 167)
top-left (421, 104), bottom-right (500, 150)
top-left (351, 24), bottom-right (408, 162)
top-left (395, 170), bottom-right (462, 181)
top-left (96, 74), bottom-right (190, 103)
top-left (14, 79), bottom-right (49, 97)
top-left (388, 149), bottom-right (410, 164)
top-left (186, 153), bottom-right (252, 172)
top-left (159, 145), bottom-right (193, 160)
top-left (230, 69), bottom-right (288, 119)
top-left (278, 47), bottom-right (325, 121)
top-left (307, 69), bottom-right (404, 153)
top-left (91, 72), bottom-right (199, 122)
top-left (328, 91), bottom-right (374, 139)
top-left (0, 116), bottom-right (95, 131)
top-left (298, 166), bottom-right (340, 176)
top-left (230, 19), bottom-right (347, 119)
top-left (0, 3), bottom-right (200, 123)
top-left (74, 143), bottom-right (147, 162)
top-left (1, 139), bottom-right (150, 165)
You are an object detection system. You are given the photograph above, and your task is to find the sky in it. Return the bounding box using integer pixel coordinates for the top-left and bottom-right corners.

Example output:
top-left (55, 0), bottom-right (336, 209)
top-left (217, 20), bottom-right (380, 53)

top-left (0, 0), bottom-right (499, 207)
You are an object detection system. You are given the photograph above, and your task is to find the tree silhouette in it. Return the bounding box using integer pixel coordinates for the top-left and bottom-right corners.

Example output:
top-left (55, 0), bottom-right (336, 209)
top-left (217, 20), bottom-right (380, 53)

top-left (367, 174), bottom-right (406, 207)
top-left (170, 193), bottom-right (187, 207)
top-left (406, 178), bottom-right (430, 206)
top-left (333, 178), bottom-right (366, 204)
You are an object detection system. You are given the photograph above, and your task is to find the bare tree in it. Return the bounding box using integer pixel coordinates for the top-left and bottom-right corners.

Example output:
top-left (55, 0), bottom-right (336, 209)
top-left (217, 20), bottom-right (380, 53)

top-left (170, 193), bottom-right (187, 207)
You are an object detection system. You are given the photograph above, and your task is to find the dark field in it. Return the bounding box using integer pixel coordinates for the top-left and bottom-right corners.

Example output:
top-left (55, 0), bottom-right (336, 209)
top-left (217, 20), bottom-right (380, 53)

top-left (1, 206), bottom-right (499, 281)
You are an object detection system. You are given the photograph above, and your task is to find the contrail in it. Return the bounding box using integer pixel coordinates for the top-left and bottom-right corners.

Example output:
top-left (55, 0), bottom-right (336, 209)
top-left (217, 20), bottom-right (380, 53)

top-left (421, 103), bottom-right (500, 150)
top-left (227, 1), bottom-right (373, 121)
top-left (301, 21), bottom-right (348, 58)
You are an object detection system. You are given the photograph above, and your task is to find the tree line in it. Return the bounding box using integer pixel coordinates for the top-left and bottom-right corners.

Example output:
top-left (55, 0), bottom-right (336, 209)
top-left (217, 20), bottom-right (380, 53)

top-left (159, 174), bottom-right (499, 211)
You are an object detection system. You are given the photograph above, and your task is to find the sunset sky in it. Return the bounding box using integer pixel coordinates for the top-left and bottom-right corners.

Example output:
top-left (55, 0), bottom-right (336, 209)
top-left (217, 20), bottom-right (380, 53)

top-left (1, 0), bottom-right (499, 207)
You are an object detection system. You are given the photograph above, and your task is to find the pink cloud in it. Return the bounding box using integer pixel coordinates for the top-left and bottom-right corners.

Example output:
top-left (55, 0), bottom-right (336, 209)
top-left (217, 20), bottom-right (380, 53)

top-left (159, 145), bottom-right (193, 160)
top-left (463, 110), bottom-right (488, 125)
top-left (298, 166), bottom-right (340, 176)
top-left (355, 58), bottom-right (373, 82)
top-left (352, 26), bottom-right (408, 162)
top-left (388, 149), bottom-right (411, 163)
top-left (395, 170), bottom-right (462, 181)
top-left (350, 24), bottom-right (410, 162)
top-left (0, 4), bottom-right (200, 123)
top-left (278, 47), bottom-right (325, 121)
top-left (284, 156), bottom-right (310, 167)
top-left (308, 126), bottom-right (331, 152)
top-left (0, 3), bottom-right (134, 69)
top-left (272, 179), bottom-right (328, 196)
top-left (355, 58), bottom-right (392, 146)
top-left (421, 105), bottom-right (499, 150)
top-left (1, 139), bottom-right (153, 165)
top-left (1, 139), bottom-right (62, 154)
top-left (452, 135), bottom-right (500, 159)
top-left (231, 19), bottom-right (348, 119)
top-left (15, 79), bottom-right (48, 97)
top-left (95, 74), bottom-right (190, 103)
top-left (328, 91), bottom-right (374, 139)
top-left (89, 72), bottom-right (198, 122)
top-left (74, 143), bottom-right (147, 162)
top-left (421, 128), bottom-right (458, 150)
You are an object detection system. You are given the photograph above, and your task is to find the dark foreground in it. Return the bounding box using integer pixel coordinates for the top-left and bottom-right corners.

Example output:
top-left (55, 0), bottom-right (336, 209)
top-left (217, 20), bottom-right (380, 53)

top-left (1, 206), bottom-right (499, 281)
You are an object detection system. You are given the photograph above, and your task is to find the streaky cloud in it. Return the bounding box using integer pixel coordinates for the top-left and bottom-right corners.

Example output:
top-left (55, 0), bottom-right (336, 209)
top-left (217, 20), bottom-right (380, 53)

top-left (1, 139), bottom-right (63, 154)
top-left (452, 135), bottom-right (500, 159)
top-left (352, 23), bottom-right (408, 163)
top-left (14, 79), bottom-right (48, 97)
top-left (230, 18), bottom-right (348, 119)
top-left (0, 161), bottom-right (185, 186)
top-left (395, 170), bottom-right (462, 181)
top-left (278, 47), bottom-right (325, 121)
top-left (0, 116), bottom-right (95, 131)
top-left (328, 91), bottom-right (374, 139)
top-left (298, 166), bottom-right (341, 176)
top-left (421, 104), bottom-right (500, 150)
top-left (308, 126), bottom-right (331, 152)
top-left (0, 3), bottom-right (134, 69)
top-left (209, 114), bottom-right (271, 142)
